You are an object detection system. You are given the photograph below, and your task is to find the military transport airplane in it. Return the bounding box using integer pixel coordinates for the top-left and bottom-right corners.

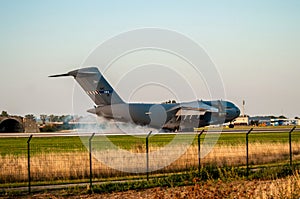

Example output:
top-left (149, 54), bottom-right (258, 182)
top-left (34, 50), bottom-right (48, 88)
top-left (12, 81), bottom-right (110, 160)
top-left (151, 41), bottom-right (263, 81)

top-left (50, 67), bottom-right (240, 131)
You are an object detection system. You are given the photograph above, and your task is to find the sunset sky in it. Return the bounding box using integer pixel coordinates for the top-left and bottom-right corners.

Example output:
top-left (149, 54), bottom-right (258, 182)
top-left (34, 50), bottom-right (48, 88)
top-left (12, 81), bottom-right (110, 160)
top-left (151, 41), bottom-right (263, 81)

top-left (0, 0), bottom-right (299, 118)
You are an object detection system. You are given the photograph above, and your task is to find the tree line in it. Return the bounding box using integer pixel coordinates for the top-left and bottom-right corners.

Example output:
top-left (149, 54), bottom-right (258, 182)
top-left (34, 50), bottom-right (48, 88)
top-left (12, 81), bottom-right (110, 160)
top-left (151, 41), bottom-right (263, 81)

top-left (0, 111), bottom-right (75, 124)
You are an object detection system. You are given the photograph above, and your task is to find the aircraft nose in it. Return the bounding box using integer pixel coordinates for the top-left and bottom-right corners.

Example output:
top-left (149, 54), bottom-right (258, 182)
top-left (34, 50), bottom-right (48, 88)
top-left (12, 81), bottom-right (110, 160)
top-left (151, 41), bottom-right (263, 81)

top-left (235, 107), bottom-right (241, 117)
top-left (225, 106), bottom-right (240, 121)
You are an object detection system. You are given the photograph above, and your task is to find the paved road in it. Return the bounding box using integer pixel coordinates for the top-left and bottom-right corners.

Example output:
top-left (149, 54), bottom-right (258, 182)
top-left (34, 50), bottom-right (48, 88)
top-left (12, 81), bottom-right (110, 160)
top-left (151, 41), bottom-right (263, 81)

top-left (0, 127), bottom-right (299, 138)
top-left (1, 178), bottom-right (148, 194)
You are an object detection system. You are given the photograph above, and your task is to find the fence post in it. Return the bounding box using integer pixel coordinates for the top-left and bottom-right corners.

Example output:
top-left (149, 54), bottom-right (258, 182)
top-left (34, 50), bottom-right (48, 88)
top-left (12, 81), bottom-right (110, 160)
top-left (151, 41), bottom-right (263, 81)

top-left (289, 126), bottom-right (296, 167)
top-left (146, 131), bottom-right (152, 181)
top-left (27, 135), bottom-right (33, 194)
top-left (89, 133), bottom-right (95, 190)
top-left (198, 130), bottom-right (204, 173)
top-left (246, 128), bottom-right (253, 178)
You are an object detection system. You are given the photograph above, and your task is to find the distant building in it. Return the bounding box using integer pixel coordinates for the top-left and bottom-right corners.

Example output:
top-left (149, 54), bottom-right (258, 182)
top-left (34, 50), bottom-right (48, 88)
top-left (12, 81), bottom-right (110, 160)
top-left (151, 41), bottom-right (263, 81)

top-left (233, 116), bottom-right (249, 126)
top-left (0, 116), bottom-right (24, 132)
top-left (249, 116), bottom-right (273, 126)
top-left (23, 118), bottom-right (40, 133)
top-left (0, 116), bottom-right (39, 133)
top-left (270, 118), bottom-right (298, 126)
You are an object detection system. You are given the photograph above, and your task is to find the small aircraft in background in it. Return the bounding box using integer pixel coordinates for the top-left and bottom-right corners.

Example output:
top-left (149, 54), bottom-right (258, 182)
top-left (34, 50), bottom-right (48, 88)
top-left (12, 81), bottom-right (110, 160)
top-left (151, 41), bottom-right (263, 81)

top-left (50, 67), bottom-right (240, 131)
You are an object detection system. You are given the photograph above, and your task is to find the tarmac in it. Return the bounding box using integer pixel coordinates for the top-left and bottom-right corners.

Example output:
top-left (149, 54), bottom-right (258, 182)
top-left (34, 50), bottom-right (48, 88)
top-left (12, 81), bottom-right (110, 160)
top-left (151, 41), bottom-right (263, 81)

top-left (0, 126), bottom-right (299, 138)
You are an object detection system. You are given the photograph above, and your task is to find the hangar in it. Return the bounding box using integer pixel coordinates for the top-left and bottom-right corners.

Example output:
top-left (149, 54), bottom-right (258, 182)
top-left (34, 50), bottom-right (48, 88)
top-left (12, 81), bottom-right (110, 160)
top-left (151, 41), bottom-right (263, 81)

top-left (0, 116), bottom-right (39, 133)
top-left (0, 116), bottom-right (24, 133)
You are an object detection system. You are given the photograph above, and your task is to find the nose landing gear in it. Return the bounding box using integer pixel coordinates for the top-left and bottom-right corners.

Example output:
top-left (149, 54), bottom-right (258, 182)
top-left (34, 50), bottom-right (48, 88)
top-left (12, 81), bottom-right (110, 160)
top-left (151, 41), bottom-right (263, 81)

top-left (229, 123), bottom-right (234, 128)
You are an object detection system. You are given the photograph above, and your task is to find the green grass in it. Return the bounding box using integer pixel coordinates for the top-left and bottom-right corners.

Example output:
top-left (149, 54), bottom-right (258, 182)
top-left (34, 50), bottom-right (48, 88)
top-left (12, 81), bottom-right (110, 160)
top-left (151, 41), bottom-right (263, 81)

top-left (0, 136), bottom-right (87, 156)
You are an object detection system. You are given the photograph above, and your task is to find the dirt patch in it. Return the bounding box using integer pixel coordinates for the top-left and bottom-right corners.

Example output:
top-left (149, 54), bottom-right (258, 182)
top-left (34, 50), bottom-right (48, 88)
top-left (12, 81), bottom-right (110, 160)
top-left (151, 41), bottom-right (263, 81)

top-left (12, 176), bottom-right (300, 199)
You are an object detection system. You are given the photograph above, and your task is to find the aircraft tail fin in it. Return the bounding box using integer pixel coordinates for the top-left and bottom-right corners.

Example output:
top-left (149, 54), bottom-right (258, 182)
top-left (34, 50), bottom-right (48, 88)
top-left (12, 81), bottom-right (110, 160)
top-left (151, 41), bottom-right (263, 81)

top-left (49, 67), bottom-right (124, 105)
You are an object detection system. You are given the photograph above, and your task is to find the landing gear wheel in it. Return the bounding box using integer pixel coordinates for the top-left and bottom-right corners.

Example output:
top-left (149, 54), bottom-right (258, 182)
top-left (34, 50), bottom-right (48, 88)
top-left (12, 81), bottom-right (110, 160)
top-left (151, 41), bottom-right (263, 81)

top-left (229, 123), bottom-right (234, 128)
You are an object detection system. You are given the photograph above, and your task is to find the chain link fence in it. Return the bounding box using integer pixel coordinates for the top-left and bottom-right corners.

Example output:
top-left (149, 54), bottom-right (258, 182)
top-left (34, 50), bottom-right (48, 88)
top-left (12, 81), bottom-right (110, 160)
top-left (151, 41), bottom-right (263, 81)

top-left (0, 127), bottom-right (299, 193)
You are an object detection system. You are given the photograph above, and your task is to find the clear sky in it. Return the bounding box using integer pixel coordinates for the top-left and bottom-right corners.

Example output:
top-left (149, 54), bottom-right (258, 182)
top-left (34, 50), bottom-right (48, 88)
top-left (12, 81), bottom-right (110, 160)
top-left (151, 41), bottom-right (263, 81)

top-left (0, 0), bottom-right (299, 118)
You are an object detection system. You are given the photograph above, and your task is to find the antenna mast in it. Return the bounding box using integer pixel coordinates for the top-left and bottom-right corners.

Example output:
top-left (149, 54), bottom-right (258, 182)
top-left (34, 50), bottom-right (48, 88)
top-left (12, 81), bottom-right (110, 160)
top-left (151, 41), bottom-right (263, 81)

top-left (242, 100), bottom-right (245, 116)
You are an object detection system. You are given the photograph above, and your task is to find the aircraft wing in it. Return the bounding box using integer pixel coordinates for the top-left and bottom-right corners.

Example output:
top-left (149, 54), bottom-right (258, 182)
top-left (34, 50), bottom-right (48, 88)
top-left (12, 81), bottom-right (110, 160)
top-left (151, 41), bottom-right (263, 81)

top-left (167, 101), bottom-right (218, 116)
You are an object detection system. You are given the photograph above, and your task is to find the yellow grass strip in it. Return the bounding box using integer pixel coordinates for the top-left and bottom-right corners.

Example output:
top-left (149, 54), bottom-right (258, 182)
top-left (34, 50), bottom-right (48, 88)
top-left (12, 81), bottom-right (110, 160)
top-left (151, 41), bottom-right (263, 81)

top-left (1, 142), bottom-right (300, 183)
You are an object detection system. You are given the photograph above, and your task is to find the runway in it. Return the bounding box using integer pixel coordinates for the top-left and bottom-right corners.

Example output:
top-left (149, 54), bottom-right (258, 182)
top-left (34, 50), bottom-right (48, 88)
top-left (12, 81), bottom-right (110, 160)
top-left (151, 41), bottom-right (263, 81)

top-left (0, 126), bottom-right (299, 138)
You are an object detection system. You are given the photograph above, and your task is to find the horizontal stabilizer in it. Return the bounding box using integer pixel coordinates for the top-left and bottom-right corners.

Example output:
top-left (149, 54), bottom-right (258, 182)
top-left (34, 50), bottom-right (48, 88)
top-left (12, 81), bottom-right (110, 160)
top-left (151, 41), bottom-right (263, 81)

top-left (49, 67), bottom-right (124, 106)
top-left (49, 73), bottom-right (71, 78)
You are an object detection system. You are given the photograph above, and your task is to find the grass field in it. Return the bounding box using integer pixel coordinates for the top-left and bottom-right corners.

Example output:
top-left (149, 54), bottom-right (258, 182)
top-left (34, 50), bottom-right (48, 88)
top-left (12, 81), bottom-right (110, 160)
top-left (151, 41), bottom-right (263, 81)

top-left (1, 129), bottom-right (299, 155)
